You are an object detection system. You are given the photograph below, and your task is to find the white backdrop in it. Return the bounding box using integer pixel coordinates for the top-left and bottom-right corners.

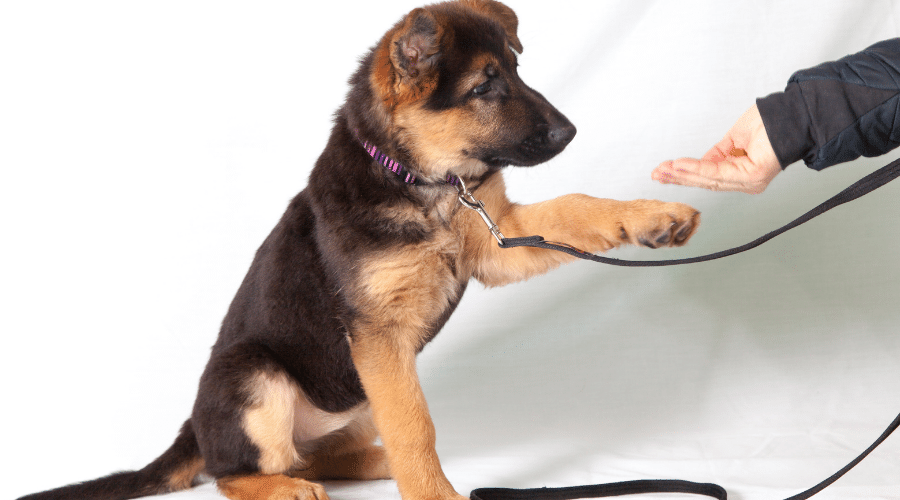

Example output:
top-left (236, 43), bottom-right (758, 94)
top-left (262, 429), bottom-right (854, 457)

top-left (4, 1), bottom-right (900, 499)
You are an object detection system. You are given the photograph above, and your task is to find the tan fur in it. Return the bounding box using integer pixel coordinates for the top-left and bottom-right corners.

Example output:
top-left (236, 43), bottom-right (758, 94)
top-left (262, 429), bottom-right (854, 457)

top-left (14, 4), bottom-right (700, 500)
top-left (243, 372), bottom-right (305, 474)
top-left (339, 167), bottom-right (697, 500)
top-left (218, 475), bottom-right (328, 500)
top-left (306, 447), bottom-right (391, 481)
top-left (242, 372), bottom-right (374, 475)
top-left (349, 332), bottom-right (460, 500)
top-left (457, 172), bottom-right (700, 287)
top-left (391, 53), bottom-right (513, 182)
top-left (372, 9), bottom-right (518, 184)
top-left (371, 8), bottom-right (445, 111)
top-left (297, 443), bottom-right (391, 481)
top-left (465, 53), bottom-right (503, 78)
top-left (294, 404), bottom-right (391, 481)
top-left (394, 103), bottom-right (491, 181)
top-left (165, 456), bottom-right (206, 491)
top-left (358, 239), bottom-right (461, 338)
top-left (348, 237), bottom-right (466, 499)
top-left (226, 4), bottom-right (696, 500)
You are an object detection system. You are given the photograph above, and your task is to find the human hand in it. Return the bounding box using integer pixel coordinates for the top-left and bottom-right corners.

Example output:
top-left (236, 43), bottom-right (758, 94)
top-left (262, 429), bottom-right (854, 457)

top-left (651, 105), bottom-right (782, 194)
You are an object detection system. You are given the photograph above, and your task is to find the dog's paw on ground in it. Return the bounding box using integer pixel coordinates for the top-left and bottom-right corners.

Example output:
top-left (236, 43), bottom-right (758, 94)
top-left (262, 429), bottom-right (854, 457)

top-left (218, 475), bottom-right (329, 500)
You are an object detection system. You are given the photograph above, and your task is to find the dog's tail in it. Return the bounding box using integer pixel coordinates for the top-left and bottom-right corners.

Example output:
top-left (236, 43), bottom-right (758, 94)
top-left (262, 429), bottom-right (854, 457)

top-left (18, 420), bottom-right (205, 500)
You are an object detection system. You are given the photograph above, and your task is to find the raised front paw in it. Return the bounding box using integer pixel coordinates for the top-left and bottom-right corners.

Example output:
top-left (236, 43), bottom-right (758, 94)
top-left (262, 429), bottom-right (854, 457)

top-left (621, 200), bottom-right (699, 248)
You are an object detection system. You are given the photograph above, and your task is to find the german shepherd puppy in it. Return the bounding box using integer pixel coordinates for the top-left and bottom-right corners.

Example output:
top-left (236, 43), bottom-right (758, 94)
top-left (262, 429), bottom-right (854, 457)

top-left (20, 1), bottom-right (699, 500)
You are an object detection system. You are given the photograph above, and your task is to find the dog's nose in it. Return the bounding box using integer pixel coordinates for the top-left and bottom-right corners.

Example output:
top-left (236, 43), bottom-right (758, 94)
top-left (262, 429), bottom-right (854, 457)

top-left (548, 123), bottom-right (577, 147)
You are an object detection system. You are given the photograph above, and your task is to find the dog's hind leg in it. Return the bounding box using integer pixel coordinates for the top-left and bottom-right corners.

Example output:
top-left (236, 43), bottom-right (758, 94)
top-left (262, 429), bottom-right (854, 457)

top-left (192, 342), bottom-right (328, 500)
top-left (294, 406), bottom-right (391, 481)
top-left (217, 475), bottom-right (328, 500)
top-left (304, 445), bottom-right (390, 481)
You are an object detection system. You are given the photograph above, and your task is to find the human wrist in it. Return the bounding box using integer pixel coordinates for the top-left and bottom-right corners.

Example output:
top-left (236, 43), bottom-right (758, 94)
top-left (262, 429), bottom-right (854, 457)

top-left (756, 83), bottom-right (815, 169)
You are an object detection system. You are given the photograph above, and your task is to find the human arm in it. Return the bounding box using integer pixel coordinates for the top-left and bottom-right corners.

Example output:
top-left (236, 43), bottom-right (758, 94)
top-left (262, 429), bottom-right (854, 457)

top-left (653, 38), bottom-right (900, 193)
top-left (651, 105), bottom-right (780, 194)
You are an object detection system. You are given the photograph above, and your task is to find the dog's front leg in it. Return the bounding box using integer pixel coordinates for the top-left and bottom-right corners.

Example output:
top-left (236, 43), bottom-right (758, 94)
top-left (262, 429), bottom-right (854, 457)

top-left (460, 172), bottom-right (700, 287)
top-left (350, 329), bottom-right (463, 500)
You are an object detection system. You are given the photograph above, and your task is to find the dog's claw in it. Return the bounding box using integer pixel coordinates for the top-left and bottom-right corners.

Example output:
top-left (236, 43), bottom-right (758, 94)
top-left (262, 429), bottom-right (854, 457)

top-left (627, 202), bottom-right (699, 249)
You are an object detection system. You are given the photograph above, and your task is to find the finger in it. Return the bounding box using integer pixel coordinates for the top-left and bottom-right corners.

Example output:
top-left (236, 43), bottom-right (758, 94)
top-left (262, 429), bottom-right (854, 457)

top-left (652, 157), bottom-right (767, 194)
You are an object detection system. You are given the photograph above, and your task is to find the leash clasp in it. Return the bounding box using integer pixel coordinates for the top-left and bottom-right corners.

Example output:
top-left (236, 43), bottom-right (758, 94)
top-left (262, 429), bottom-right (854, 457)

top-left (455, 178), bottom-right (505, 245)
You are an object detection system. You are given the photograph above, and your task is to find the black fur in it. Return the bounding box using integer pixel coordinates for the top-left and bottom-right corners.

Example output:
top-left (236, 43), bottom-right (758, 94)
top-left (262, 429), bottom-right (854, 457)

top-left (18, 2), bottom-right (574, 498)
top-left (18, 422), bottom-right (199, 500)
top-left (425, 13), bottom-right (511, 111)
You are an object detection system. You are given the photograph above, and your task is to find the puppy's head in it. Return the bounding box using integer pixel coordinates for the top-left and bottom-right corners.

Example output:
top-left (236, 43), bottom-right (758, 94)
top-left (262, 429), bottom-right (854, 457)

top-left (367, 0), bottom-right (576, 181)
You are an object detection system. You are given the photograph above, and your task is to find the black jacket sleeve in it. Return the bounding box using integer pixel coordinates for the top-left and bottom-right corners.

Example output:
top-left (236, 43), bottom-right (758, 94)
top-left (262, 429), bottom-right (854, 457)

top-left (756, 38), bottom-right (900, 171)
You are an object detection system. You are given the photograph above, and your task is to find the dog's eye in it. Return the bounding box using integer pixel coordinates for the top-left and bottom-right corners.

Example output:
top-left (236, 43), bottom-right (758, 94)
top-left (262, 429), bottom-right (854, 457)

top-left (472, 82), bottom-right (492, 96)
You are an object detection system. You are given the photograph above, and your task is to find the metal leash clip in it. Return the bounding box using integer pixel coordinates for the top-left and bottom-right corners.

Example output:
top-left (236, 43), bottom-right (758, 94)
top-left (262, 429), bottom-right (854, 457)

top-left (455, 177), bottom-right (505, 245)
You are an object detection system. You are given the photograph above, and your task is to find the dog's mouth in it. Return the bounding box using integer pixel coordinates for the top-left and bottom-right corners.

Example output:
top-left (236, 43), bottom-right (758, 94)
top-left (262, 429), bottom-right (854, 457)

top-left (481, 149), bottom-right (565, 169)
top-left (481, 123), bottom-right (577, 168)
top-left (482, 156), bottom-right (515, 168)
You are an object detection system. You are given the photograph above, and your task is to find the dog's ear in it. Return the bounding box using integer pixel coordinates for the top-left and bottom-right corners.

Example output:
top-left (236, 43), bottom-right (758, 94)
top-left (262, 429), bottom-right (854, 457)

top-left (460, 0), bottom-right (523, 53)
top-left (390, 8), bottom-right (442, 82)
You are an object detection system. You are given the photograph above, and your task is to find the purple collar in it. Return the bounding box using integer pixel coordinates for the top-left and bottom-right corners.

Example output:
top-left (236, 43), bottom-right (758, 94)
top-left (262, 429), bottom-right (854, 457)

top-left (357, 134), bottom-right (461, 187)
top-left (356, 132), bottom-right (505, 245)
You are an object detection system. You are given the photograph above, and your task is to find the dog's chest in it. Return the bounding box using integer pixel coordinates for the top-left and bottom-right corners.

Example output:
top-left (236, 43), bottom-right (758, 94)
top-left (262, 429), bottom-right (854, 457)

top-left (354, 196), bottom-right (466, 339)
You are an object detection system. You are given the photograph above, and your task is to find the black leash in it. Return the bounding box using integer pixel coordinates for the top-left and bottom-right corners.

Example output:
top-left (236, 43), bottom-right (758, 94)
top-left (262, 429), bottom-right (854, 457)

top-left (471, 480), bottom-right (727, 500)
top-left (498, 157), bottom-right (900, 266)
top-left (471, 410), bottom-right (900, 500)
top-left (466, 157), bottom-right (900, 499)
